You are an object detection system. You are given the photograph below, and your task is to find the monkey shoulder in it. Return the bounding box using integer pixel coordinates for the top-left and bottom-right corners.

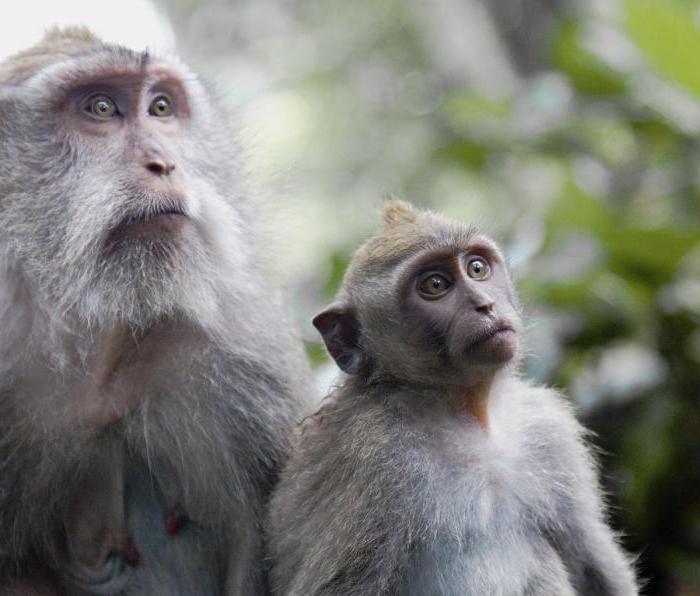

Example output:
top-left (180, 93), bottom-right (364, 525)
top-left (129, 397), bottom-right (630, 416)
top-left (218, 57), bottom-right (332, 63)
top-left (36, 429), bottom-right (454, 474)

top-left (272, 387), bottom-right (432, 525)
top-left (269, 391), bottom-right (423, 595)
top-left (492, 377), bottom-right (602, 509)
top-left (498, 376), bottom-right (592, 457)
top-left (282, 390), bottom-right (419, 490)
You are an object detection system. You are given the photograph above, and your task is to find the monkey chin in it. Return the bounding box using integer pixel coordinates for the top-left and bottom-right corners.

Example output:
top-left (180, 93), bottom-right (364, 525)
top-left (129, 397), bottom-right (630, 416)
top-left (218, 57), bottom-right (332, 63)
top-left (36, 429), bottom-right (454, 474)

top-left (463, 327), bottom-right (518, 366)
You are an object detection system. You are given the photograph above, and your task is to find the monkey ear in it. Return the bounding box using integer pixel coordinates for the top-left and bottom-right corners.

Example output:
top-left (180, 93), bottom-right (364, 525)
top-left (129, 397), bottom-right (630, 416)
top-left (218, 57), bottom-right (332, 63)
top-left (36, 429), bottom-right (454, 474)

top-left (312, 305), bottom-right (366, 375)
top-left (382, 198), bottom-right (418, 228)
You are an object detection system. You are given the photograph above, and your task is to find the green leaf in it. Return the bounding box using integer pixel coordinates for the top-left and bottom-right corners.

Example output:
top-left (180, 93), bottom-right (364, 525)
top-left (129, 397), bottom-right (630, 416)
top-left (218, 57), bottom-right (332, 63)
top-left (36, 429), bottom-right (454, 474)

top-left (323, 251), bottom-right (351, 298)
top-left (547, 184), bottom-right (614, 236)
top-left (625, 0), bottom-right (700, 98)
top-left (434, 140), bottom-right (490, 169)
top-left (305, 341), bottom-right (329, 368)
top-left (553, 19), bottom-right (627, 96)
top-left (607, 228), bottom-right (700, 286)
top-left (440, 93), bottom-right (511, 135)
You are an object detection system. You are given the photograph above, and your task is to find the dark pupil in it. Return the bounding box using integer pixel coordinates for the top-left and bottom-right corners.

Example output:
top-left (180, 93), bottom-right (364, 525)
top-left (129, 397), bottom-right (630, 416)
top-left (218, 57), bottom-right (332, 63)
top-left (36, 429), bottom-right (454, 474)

top-left (431, 277), bottom-right (442, 289)
top-left (156, 100), bottom-right (167, 112)
top-left (472, 262), bottom-right (483, 273)
top-left (96, 101), bottom-right (109, 113)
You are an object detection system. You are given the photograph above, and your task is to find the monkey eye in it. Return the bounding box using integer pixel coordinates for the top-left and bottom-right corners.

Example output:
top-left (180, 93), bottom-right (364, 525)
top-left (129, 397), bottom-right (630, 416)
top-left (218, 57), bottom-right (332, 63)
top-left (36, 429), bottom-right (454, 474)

top-left (466, 257), bottom-right (491, 280)
top-left (84, 94), bottom-right (117, 119)
top-left (149, 95), bottom-right (173, 118)
top-left (418, 272), bottom-right (452, 299)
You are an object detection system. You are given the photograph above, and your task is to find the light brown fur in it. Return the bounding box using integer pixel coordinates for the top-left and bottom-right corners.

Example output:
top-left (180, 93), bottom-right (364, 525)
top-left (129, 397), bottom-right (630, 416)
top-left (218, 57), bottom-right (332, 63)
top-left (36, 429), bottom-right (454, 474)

top-left (0, 28), bottom-right (101, 84)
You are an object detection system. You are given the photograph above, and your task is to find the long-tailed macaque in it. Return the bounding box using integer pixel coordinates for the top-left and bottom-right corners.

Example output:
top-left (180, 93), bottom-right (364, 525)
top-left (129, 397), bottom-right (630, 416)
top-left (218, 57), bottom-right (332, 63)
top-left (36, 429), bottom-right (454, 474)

top-left (268, 200), bottom-right (638, 596)
top-left (0, 28), bottom-right (312, 594)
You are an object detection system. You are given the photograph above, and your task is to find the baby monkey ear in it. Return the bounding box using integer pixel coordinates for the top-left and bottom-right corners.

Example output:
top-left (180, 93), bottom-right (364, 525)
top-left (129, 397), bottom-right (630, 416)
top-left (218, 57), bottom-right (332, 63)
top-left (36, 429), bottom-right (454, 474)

top-left (312, 304), bottom-right (366, 375)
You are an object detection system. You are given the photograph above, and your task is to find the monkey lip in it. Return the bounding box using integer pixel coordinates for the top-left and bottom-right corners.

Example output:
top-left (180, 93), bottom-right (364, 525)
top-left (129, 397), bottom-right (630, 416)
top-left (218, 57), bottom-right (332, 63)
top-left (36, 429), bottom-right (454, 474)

top-left (118, 208), bottom-right (187, 227)
top-left (105, 206), bottom-right (191, 253)
top-left (108, 207), bottom-right (190, 242)
top-left (464, 323), bottom-right (515, 352)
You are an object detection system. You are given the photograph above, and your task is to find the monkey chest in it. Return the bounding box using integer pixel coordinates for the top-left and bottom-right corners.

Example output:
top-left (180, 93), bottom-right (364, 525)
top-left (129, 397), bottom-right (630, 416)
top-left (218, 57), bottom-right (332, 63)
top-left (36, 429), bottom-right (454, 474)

top-left (401, 527), bottom-right (574, 596)
top-left (399, 436), bottom-right (574, 595)
top-left (60, 444), bottom-right (224, 595)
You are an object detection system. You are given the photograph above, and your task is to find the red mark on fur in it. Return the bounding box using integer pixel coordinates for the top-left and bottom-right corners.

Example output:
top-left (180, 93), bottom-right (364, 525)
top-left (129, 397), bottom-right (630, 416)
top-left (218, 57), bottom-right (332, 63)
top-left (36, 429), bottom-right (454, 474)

top-left (125, 544), bottom-right (140, 567)
top-left (165, 514), bottom-right (180, 536)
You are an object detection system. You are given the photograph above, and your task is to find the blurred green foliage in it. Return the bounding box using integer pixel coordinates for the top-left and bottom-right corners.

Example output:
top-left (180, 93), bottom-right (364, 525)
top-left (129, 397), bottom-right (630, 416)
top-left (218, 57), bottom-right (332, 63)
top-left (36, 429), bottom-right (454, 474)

top-left (626, 0), bottom-right (700, 99)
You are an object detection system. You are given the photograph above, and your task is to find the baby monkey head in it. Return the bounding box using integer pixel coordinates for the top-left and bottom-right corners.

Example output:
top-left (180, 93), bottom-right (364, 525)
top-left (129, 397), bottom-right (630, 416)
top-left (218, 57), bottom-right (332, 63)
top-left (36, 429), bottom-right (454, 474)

top-left (314, 200), bottom-right (522, 389)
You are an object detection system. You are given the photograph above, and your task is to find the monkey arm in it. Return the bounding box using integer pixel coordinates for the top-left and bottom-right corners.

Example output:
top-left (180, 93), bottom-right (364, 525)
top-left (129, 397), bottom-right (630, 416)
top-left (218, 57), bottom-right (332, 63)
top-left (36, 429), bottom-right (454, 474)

top-left (223, 520), bottom-right (265, 596)
top-left (60, 434), bottom-right (134, 594)
top-left (271, 503), bottom-right (412, 596)
top-left (544, 424), bottom-right (638, 595)
top-left (555, 513), bottom-right (638, 596)
top-left (270, 472), bottom-right (414, 596)
top-left (268, 403), bottom-right (418, 596)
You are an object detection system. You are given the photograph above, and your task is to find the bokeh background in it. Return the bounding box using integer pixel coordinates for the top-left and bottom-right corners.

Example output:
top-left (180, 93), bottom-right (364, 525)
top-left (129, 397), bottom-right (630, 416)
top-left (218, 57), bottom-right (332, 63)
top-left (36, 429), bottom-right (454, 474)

top-left (2, 0), bottom-right (699, 593)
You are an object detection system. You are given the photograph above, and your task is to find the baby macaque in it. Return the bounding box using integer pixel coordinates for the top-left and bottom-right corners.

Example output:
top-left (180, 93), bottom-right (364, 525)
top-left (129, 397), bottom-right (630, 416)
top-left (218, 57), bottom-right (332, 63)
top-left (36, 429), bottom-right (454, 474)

top-left (268, 200), bottom-right (638, 596)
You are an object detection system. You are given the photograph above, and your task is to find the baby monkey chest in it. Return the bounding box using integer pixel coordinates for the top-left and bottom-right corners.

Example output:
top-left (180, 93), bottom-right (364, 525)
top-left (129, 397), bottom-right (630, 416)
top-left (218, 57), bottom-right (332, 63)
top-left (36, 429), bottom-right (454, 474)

top-left (402, 525), bottom-right (572, 596)
top-left (402, 439), bottom-right (572, 595)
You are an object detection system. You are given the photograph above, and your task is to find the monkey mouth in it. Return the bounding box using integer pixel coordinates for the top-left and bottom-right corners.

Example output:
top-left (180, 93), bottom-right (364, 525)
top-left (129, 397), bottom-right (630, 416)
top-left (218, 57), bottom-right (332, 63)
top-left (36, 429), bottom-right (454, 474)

top-left (464, 323), bottom-right (515, 352)
top-left (105, 206), bottom-right (190, 248)
top-left (117, 206), bottom-right (187, 227)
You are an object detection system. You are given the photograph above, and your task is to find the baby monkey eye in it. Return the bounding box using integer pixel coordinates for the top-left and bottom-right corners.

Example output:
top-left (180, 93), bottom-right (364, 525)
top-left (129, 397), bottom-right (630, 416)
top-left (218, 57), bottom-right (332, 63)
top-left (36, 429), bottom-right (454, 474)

top-left (86, 95), bottom-right (117, 119)
top-left (149, 95), bottom-right (173, 117)
top-left (466, 257), bottom-right (490, 280)
top-left (418, 273), bottom-right (452, 299)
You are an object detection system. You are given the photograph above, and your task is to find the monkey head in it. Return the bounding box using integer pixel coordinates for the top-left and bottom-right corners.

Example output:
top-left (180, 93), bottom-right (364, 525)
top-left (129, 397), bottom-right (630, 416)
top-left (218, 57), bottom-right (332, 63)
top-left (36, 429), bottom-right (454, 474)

top-left (314, 200), bottom-right (522, 389)
top-left (0, 28), bottom-right (249, 328)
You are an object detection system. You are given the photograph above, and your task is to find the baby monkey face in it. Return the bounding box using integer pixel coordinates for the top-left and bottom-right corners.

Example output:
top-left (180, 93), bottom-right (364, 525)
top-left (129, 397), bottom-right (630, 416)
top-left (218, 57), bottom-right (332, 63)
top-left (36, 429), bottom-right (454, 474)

top-left (400, 242), bottom-right (521, 371)
top-left (314, 201), bottom-right (522, 386)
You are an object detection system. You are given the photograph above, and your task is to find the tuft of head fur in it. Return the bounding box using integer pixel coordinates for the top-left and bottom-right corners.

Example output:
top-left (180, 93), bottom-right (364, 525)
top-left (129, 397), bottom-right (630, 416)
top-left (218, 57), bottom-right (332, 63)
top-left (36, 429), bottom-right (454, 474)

top-left (341, 199), bottom-right (481, 295)
top-left (0, 27), bottom-right (102, 84)
top-left (381, 198), bottom-right (419, 227)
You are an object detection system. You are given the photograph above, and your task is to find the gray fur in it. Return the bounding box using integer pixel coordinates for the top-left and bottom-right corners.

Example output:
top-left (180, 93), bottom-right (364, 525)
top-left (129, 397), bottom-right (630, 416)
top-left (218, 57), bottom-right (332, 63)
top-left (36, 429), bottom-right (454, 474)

top-left (0, 30), bottom-right (312, 594)
top-left (268, 203), bottom-right (637, 595)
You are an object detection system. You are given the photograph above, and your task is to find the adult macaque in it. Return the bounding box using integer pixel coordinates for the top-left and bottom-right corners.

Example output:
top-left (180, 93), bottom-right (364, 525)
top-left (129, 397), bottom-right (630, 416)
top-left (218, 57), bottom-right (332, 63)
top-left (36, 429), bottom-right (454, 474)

top-left (268, 200), bottom-right (638, 596)
top-left (0, 28), bottom-right (311, 594)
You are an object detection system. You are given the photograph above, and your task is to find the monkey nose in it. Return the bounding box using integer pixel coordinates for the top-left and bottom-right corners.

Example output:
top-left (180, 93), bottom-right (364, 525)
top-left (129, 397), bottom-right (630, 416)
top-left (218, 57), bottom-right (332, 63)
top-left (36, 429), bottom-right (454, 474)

top-left (144, 158), bottom-right (176, 176)
top-left (475, 300), bottom-right (494, 314)
top-left (468, 288), bottom-right (495, 315)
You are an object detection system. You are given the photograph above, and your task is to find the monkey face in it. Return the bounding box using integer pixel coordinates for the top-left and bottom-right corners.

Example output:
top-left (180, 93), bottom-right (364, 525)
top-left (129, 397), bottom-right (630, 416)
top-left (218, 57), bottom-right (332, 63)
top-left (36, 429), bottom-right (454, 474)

top-left (399, 242), bottom-right (521, 375)
top-left (0, 40), bottom-right (249, 327)
top-left (315, 225), bottom-right (522, 389)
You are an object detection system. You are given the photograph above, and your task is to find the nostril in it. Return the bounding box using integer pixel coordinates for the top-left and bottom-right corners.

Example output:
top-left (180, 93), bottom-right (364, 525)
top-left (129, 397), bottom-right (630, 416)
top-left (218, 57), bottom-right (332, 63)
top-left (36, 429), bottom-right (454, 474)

top-left (476, 302), bottom-right (494, 314)
top-left (145, 161), bottom-right (175, 175)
